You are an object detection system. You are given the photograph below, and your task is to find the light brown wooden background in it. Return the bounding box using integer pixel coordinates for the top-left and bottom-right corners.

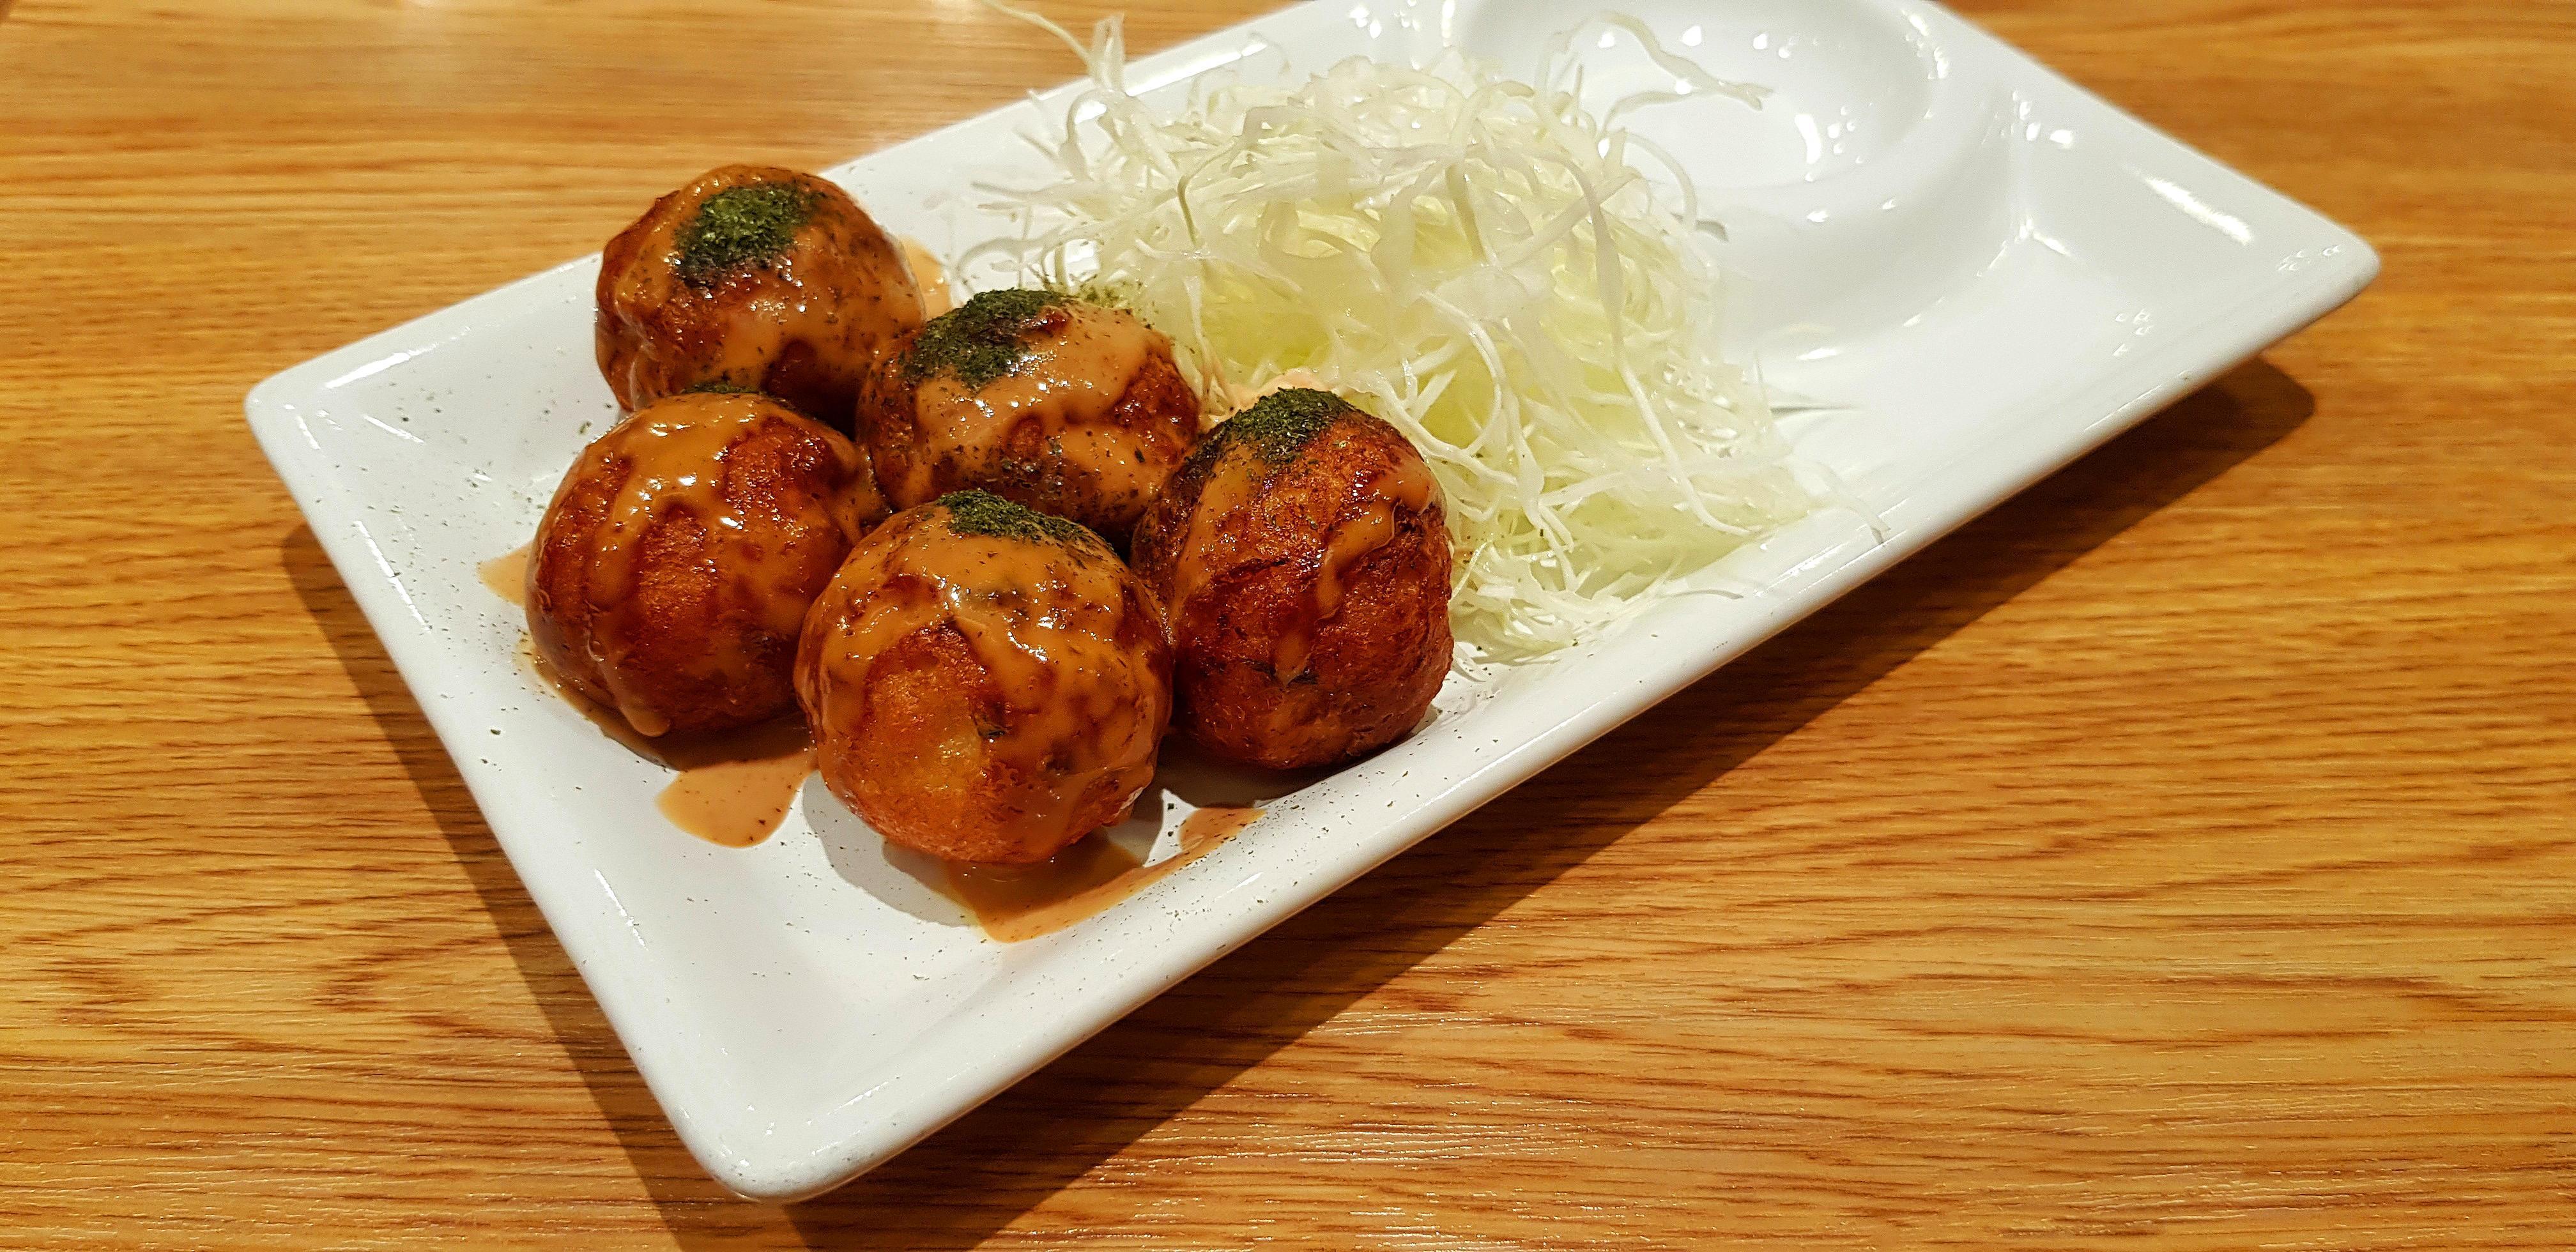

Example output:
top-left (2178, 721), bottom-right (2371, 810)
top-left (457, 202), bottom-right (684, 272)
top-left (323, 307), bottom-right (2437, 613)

top-left (4, 0), bottom-right (2572, 1246)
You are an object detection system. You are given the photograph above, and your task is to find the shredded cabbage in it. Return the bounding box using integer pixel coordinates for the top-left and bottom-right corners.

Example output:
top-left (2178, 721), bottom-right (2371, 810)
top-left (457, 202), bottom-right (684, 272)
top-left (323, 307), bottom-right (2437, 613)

top-left (972, 6), bottom-right (1819, 664)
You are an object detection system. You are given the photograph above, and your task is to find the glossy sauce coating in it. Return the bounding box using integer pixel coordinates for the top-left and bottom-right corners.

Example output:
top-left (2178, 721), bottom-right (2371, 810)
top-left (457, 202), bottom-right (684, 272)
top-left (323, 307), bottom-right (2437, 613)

top-left (795, 500), bottom-right (1172, 864)
top-left (528, 392), bottom-right (881, 737)
top-left (861, 297), bottom-right (1200, 542)
top-left (1132, 393), bottom-right (1453, 770)
top-left (597, 165), bottom-right (923, 427)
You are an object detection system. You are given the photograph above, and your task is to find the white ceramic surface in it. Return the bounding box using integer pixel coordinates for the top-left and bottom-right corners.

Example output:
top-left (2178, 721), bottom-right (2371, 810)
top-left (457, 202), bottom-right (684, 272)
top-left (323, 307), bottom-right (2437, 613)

top-left (246, 0), bottom-right (2375, 1201)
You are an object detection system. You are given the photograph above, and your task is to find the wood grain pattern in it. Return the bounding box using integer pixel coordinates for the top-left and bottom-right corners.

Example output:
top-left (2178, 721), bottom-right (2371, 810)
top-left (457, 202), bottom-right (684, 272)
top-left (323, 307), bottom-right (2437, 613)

top-left (3, 0), bottom-right (2572, 1246)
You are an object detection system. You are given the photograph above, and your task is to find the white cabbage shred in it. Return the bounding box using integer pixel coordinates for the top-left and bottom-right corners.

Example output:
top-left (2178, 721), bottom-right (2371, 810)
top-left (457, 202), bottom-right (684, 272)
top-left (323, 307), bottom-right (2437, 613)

top-left (972, 6), bottom-right (1818, 664)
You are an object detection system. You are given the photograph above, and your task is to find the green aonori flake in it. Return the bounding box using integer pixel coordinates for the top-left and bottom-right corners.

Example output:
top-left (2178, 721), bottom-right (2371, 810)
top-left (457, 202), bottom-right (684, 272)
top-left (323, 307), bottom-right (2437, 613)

top-left (903, 288), bottom-right (1073, 391)
top-left (1218, 388), bottom-right (1353, 463)
top-left (937, 489), bottom-right (1098, 547)
top-left (675, 183), bottom-right (817, 286)
top-left (1163, 388), bottom-right (1356, 507)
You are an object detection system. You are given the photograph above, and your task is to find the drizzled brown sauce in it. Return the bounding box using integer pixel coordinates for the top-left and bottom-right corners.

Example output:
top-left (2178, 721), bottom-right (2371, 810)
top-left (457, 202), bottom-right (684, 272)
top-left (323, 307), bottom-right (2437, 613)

top-left (944, 805), bottom-right (1262, 942)
top-left (898, 302), bottom-right (1170, 510)
top-left (558, 403), bottom-right (858, 738)
top-left (601, 167), bottom-right (924, 413)
top-left (1172, 444), bottom-right (1441, 679)
top-left (802, 513), bottom-right (1168, 862)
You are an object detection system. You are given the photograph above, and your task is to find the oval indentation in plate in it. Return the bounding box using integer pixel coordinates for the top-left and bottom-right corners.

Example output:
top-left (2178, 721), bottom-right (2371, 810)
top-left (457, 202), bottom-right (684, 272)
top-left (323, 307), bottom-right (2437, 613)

top-left (1454, 0), bottom-right (2012, 342)
top-left (1456, 0), bottom-right (1942, 189)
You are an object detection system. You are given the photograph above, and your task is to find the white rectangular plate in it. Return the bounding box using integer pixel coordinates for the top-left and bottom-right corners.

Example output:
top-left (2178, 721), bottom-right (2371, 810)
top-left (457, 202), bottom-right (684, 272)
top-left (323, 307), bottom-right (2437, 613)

top-left (248, 0), bottom-right (2374, 1202)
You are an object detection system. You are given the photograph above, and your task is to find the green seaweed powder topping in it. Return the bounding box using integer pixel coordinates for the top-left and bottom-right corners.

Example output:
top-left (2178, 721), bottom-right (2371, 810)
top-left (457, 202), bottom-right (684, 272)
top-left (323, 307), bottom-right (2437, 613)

top-left (1219, 388), bottom-right (1353, 463)
top-left (937, 489), bottom-right (1097, 547)
top-left (903, 288), bottom-right (1074, 391)
top-left (675, 183), bottom-right (817, 286)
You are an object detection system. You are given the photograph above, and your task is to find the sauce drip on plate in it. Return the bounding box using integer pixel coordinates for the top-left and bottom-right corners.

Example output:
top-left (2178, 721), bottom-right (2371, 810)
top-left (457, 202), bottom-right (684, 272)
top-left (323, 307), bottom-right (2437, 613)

top-left (653, 721), bottom-right (815, 848)
top-left (479, 544), bottom-right (531, 607)
top-left (516, 636), bottom-right (815, 847)
top-left (898, 238), bottom-right (954, 318)
top-left (944, 805), bottom-right (1262, 942)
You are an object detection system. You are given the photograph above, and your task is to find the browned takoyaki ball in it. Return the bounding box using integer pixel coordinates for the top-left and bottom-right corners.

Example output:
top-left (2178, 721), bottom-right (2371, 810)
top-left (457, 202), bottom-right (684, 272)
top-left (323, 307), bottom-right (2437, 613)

top-left (528, 391), bottom-right (887, 737)
top-left (795, 491), bottom-right (1172, 864)
top-left (597, 165), bottom-right (925, 429)
top-left (857, 289), bottom-right (1201, 544)
top-left (1130, 389), bottom-right (1452, 770)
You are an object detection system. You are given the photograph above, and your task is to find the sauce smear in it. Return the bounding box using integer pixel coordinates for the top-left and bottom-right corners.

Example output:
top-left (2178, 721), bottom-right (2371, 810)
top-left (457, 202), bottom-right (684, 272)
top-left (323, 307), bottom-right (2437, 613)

top-left (900, 238), bottom-right (954, 318)
top-left (946, 805), bottom-right (1262, 942)
top-left (946, 836), bottom-right (1144, 943)
top-left (654, 720), bottom-right (815, 848)
top-left (517, 636), bottom-right (814, 847)
top-left (1175, 804), bottom-right (1264, 849)
top-left (479, 544), bottom-right (531, 607)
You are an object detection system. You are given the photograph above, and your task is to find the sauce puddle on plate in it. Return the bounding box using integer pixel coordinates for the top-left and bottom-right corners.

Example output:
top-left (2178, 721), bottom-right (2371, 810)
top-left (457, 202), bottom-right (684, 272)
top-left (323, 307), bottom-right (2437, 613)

top-left (946, 805), bottom-right (1262, 943)
top-left (653, 720), bottom-right (815, 848)
top-left (479, 544), bottom-right (530, 607)
top-left (514, 635), bottom-right (813, 847)
top-left (898, 237), bottom-right (953, 317)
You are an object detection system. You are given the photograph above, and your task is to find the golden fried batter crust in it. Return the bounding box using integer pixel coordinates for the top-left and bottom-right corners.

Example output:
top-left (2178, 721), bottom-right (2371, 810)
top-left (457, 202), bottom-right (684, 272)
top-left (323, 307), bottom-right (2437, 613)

top-left (795, 498), bottom-right (1173, 863)
top-left (528, 392), bottom-right (882, 737)
top-left (1131, 395), bottom-right (1452, 770)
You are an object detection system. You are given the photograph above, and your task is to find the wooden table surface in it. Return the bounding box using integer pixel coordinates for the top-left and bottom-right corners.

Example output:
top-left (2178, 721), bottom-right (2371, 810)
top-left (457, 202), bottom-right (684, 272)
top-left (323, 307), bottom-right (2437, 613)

top-left (6, 0), bottom-right (2573, 1246)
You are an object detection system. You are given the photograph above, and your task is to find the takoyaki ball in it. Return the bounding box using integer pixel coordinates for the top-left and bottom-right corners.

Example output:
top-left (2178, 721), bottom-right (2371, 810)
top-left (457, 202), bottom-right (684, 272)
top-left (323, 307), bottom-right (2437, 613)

top-left (1130, 388), bottom-right (1453, 770)
top-left (528, 391), bottom-right (885, 738)
top-left (597, 165), bottom-right (925, 428)
top-left (795, 491), bottom-right (1172, 864)
top-left (858, 289), bottom-right (1200, 544)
